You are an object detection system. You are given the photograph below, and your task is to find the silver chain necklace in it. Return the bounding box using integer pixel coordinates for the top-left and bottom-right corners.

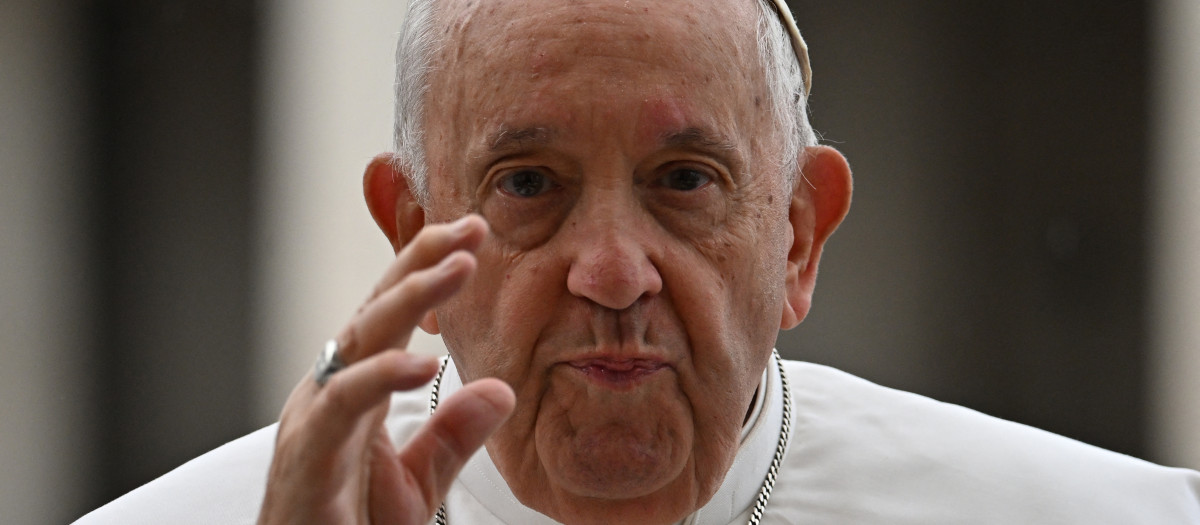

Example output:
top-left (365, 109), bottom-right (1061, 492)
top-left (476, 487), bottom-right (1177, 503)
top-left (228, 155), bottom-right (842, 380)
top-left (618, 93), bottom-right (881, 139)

top-left (428, 350), bottom-right (792, 525)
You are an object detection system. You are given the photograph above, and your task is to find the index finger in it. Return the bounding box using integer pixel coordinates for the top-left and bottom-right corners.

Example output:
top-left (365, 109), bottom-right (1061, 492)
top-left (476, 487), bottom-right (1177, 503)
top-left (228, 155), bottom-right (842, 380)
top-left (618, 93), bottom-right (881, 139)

top-left (342, 248), bottom-right (477, 366)
top-left (339, 215), bottom-right (489, 363)
top-left (368, 215), bottom-right (488, 305)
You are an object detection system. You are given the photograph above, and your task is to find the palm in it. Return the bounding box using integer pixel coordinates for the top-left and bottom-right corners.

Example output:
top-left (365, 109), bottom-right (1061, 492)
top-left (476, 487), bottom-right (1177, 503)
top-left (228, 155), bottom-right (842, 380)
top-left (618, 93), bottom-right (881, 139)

top-left (367, 420), bottom-right (438, 524)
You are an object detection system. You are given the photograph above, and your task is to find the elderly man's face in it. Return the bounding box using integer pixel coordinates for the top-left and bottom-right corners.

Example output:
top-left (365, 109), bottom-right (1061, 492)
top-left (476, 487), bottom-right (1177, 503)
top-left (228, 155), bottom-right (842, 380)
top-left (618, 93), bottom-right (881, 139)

top-left (367, 0), bottom-right (847, 522)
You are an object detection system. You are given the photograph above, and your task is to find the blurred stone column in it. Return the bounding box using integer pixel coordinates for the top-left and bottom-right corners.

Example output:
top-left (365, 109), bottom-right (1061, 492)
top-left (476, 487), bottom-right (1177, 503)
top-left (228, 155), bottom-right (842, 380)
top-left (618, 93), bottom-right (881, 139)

top-left (0, 1), bottom-right (92, 522)
top-left (254, 0), bottom-right (447, 423)
top-left (1149, 0), bottom-right (1200, 470)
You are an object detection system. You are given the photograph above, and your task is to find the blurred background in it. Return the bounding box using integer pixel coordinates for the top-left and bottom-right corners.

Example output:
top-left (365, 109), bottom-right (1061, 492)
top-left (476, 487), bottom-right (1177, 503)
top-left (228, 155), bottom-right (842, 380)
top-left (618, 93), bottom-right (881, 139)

top-left (2, 0), bottom-right (1198, 522)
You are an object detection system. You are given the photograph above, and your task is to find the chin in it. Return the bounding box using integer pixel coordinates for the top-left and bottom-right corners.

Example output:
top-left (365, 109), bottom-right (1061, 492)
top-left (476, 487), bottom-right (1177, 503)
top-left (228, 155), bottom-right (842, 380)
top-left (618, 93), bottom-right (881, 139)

top-left (552, 423), bottom-right (687, 499)
top-left (530, 364), bottom-right (696, 496)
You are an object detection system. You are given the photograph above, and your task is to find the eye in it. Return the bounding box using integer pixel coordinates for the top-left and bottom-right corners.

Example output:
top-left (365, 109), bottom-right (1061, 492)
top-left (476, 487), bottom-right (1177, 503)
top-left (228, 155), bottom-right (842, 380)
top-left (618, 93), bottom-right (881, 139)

top-left (660, 167), bottom-right (713, 191)
top-left (498, 169), bottom-right (554, 198)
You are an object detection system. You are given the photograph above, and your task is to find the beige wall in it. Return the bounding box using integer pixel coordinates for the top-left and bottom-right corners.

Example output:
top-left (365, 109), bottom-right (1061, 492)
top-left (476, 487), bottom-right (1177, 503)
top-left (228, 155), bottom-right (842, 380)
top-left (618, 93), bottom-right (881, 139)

top-left (0, 1), bottom-right (93, 522)
top-left (253, 0), bottom-right (447, 423)
top-left (1150, 0), bottom-right (1200, 470)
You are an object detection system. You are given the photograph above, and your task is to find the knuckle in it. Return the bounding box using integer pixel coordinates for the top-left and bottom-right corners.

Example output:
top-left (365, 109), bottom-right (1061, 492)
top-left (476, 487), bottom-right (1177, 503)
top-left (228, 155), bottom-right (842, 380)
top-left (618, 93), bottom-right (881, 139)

top-left (274, 426), bottom-right (303, 454)
top-left (342, 326), bottom-right (362, 362)
top-left (367, 281), bottom-right (386, 302)
top-left (431, 416), bottom-right (473, 459)
top-left (375, 351), bottom-right (405, 377)
top-left (375, 350), bottom-right (427, 387)
top-left (316, 376), bottom-right (355, 416)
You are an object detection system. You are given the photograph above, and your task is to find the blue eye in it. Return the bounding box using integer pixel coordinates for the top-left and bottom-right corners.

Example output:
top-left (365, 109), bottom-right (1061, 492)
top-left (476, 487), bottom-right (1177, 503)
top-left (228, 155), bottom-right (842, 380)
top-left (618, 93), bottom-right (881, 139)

top-left (499, 170), bottom-right (552, 197)
top-left (662, 168), bottom-right (712, 191)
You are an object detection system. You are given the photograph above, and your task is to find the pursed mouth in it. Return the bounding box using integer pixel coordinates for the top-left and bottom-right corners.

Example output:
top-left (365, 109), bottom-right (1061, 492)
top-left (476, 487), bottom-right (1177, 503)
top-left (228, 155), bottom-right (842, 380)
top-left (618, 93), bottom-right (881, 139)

top-left (566, 358), bottom-right (669, 389)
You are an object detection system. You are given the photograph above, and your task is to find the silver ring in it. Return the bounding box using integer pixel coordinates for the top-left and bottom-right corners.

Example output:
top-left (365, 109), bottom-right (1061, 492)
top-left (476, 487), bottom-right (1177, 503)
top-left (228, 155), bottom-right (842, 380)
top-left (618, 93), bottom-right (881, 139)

top-left (314, 339), bottom-right (347, 386)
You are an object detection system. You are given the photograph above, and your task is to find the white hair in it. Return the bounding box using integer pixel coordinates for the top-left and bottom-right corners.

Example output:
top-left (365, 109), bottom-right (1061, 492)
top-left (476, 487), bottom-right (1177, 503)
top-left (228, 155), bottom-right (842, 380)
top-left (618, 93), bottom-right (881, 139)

top-left (392, 0), bottom-right (439, 205)
top-left (393, 0), bottom-right (816, 204)
top-left (753, 0), bottom-right (817, 179)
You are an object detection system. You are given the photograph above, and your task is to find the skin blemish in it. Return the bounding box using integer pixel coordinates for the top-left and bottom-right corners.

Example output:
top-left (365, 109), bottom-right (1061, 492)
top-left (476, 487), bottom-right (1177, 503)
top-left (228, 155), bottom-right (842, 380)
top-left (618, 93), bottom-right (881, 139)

top-left (528, 50), bottom-right (564, 79)
top-left (636, 96), bottom-right (690, 146)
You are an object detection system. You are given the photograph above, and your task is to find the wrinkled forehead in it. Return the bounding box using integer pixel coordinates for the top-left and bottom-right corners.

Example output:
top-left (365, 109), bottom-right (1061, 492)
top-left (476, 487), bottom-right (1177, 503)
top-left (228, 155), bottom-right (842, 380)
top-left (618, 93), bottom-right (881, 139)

top-left (434, 0), bottom-right (762, 80)
top-left (426, 0), bottom-right (773, 146)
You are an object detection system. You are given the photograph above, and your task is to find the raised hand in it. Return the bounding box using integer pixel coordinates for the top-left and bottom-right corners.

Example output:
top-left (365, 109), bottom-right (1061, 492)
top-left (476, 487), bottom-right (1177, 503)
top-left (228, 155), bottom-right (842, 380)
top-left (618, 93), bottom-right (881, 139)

top-left (258, 215), bottom-right (516, 525)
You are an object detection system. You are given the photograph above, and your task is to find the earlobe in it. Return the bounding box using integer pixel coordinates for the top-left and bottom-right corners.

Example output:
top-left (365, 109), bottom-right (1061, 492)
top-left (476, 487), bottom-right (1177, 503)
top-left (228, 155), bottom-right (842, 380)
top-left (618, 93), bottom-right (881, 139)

top-left (363, 153), bottom-right (426, 253)
top-left (780, 145), bottom-right (853, 330)
top-left (419, 311), bottom-right (441, 335)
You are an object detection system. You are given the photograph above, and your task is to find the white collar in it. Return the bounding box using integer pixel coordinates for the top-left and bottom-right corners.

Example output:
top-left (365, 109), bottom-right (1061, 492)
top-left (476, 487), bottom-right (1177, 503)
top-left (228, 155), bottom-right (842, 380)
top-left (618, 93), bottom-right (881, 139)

top-left (441, 353), bottom-right (786, 525)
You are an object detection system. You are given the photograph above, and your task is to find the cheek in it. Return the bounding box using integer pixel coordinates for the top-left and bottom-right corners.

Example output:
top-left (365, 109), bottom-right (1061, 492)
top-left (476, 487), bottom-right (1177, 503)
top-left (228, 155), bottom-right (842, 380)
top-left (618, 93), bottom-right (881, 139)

top-left (437, 244), bottom-right (554, 384)
top-left (664, 199), bottom-right (788, 390)
top-left (690, 207), bottom-right (789, 314)
top-left (678, 251), bottom-right (779, 379)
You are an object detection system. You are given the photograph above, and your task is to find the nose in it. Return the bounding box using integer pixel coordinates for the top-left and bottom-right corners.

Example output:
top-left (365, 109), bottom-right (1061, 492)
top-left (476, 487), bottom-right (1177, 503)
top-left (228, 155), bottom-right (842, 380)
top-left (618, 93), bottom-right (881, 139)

top-left (566, 223), bottom-right (663, 310)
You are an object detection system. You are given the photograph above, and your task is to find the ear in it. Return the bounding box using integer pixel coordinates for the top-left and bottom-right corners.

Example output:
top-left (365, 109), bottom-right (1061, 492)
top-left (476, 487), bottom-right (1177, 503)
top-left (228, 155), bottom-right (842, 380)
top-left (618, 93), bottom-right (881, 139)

top-left (364, 153), bottom-right (426, 251)
top-left (780, 145), bottom-right (853, 330)
top-left (363, 153), bottom-right (441, 333)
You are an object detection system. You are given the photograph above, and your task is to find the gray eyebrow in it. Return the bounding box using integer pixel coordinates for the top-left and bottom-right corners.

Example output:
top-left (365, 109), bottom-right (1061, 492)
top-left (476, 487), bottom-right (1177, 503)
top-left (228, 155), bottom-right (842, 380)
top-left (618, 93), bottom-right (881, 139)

top-left (487, 125), bottom-right (556, 152)
top-left (661, 127), bottom-right (737, 151)
top-left (484, 125), bottom-right (735, 154)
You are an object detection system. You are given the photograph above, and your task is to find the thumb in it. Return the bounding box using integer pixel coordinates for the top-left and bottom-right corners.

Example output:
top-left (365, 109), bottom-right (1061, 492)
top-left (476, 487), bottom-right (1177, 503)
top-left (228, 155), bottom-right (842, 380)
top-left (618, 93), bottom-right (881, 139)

top-left (398, 378), bottom-right (516, 509)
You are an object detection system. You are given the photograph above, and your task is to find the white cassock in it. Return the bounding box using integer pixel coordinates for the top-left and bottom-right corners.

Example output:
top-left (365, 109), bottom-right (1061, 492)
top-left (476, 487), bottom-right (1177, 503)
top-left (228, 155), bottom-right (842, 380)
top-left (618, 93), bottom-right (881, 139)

top-left (75, 353), bottom-right (1200, 524)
